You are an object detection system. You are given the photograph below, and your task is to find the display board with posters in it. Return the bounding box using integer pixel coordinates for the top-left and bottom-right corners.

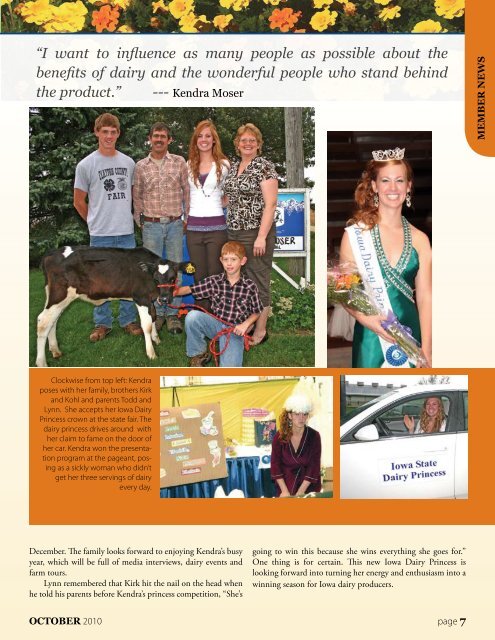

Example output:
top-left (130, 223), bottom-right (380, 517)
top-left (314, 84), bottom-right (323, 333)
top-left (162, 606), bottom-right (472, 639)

top-left (159, 402), bottom-right (227, 489)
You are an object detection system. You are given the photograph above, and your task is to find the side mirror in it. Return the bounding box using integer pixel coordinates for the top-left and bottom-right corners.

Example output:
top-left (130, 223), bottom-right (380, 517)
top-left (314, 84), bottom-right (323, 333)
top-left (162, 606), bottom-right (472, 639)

top-left (354, 424), bottom-right (380, 441)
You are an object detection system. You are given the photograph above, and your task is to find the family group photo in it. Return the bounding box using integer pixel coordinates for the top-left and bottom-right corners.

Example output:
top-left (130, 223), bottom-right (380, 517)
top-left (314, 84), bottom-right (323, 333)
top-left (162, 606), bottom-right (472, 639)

top-left (29, 107), bottom-right (315, 368)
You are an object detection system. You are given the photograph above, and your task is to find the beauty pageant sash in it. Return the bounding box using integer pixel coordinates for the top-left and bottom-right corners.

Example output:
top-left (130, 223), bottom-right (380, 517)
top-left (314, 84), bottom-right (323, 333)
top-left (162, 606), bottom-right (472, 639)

top-left (346, 224), bottom-right (410, 368)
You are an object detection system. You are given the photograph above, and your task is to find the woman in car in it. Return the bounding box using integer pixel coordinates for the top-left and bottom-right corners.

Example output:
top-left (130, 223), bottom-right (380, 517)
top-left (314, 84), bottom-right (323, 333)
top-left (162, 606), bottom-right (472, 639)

top-left (270, 394), bottom-right (322, 497)
top-left (404, 396), bottom-right (446, 434)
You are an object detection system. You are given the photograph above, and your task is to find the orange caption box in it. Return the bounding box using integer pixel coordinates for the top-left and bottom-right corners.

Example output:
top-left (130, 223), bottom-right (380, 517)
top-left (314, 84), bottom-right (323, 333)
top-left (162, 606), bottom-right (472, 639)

top-left (30, 368), bottom-right (494, 525)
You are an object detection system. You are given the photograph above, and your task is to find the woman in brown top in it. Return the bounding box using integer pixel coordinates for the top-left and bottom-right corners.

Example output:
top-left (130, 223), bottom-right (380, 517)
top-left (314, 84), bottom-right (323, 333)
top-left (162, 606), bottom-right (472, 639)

top-left (224, 123), bottom-right (278, 345)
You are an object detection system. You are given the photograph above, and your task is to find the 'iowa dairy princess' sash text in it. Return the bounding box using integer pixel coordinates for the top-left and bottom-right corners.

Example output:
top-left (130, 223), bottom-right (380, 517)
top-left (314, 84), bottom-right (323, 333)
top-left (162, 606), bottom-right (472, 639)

top-left (346, 224), bottom-right (410, 368)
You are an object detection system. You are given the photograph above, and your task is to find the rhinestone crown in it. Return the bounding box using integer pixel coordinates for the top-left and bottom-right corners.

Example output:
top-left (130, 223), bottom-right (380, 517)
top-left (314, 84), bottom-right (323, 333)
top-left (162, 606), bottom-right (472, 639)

top-left (372, 147), bottom-right (405, 161)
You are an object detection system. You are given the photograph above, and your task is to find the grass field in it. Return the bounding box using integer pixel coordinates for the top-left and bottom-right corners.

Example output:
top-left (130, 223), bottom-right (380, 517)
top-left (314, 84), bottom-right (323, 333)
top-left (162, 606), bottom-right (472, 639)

top-left (30, 268), bottom-right (315, 368)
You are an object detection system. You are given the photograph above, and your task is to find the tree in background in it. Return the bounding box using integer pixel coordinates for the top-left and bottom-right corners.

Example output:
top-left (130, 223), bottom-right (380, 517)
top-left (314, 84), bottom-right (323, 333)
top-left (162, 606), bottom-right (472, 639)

top-left (29, 107), bottom-right (149, 264)
top-left (419, 375), bottom-right (451, 384)
top-left (284, 107), bottom-right (306, 279)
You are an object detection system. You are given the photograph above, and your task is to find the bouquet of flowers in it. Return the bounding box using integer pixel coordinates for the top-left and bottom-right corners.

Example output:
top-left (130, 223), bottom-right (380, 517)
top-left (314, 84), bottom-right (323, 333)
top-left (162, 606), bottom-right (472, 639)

top-left (327, 261), bottom-right (377, 315)
top-left (327, 262), bottom-right (428, 368)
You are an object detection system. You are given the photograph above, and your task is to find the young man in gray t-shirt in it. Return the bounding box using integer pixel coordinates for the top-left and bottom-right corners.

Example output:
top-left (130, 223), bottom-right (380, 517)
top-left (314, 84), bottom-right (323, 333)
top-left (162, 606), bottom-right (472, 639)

top-left (74, 112), bottom-right (143, 343)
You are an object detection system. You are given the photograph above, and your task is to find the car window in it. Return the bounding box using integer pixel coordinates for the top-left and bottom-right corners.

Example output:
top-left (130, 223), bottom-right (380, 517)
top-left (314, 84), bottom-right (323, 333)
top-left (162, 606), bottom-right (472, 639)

top-left (375, 395), bottom-right (451, 438)
top-left (342, 390), bottom-right (397, 423)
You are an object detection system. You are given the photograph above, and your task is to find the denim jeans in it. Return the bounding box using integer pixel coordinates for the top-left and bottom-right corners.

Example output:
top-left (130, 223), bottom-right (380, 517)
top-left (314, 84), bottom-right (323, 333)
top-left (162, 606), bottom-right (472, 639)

top-left (89, 234), bottom-right (137, 328)
top-left (142, 218), bottom-right (183, 317)
top-left (185, 310), bottom-right (245, 367)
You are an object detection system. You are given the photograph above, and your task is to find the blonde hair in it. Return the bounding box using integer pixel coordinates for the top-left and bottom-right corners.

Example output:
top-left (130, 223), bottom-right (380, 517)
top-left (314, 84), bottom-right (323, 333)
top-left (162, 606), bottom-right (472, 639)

top-left (418, 397), bottom-right (446, 433)
top-left (234, 123), bottom-right (263, 155)
top-left (188, 120), bottom-right (227, 187)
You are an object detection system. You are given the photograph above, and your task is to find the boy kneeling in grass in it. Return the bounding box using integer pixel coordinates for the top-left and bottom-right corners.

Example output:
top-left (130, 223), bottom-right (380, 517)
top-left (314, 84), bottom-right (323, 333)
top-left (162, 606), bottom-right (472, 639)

top-left (174, 241), bottom-right (263, 367)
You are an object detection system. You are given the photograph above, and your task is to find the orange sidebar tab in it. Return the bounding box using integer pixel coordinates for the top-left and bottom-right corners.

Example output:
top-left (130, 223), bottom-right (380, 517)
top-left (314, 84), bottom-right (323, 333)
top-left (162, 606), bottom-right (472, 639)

top-left (465, 0), bottom-right (495, 155)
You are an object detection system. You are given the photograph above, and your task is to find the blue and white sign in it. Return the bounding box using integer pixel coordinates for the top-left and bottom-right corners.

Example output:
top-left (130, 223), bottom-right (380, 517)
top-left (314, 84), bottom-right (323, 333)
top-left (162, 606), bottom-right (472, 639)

top-left (274, 189), bottom-right (309, 257)
top-left (271, 188), bottom-right (311, 286)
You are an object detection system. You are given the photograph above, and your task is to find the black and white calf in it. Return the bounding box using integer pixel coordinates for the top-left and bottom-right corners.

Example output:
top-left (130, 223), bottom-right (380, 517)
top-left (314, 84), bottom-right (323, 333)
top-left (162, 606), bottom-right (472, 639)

top-left (36, 246), bottom-right (191, 367)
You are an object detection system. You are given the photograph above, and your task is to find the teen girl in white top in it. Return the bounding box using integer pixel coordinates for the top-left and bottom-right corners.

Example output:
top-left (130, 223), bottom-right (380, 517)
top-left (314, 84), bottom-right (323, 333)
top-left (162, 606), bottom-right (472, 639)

top-left (186, 120), bottom-right (230, 285)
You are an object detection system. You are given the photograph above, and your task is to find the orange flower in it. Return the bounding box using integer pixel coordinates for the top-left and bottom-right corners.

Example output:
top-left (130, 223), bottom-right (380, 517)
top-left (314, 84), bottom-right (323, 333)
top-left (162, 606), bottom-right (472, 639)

top-left (334, 273), bottom-right (360, 289)
top-left (343, 1), bottom-right (356, 15)
top-left (268, 7), bottom-right (301, 32)
top-left (91, 4), bottom-right (120, 32)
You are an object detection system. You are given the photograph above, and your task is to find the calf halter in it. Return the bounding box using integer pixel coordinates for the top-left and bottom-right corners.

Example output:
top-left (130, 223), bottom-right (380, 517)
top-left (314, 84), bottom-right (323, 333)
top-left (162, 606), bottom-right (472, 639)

top-left (156, 280), bottom-right (177, 305)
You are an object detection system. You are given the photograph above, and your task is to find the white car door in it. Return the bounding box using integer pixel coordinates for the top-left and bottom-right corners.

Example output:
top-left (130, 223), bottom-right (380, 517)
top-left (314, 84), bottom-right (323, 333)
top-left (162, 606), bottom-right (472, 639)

top-left (341, 391), bottom-right (464, 499)
top-left (453, 391), bottom-right (468, 498)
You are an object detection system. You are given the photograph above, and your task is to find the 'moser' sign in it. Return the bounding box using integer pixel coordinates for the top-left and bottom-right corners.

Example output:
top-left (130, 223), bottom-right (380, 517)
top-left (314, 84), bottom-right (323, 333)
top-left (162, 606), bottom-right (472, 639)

top-left (274, 189), bottom-right (309, 256)
top-left (273, 189), bottom-right (311, 286)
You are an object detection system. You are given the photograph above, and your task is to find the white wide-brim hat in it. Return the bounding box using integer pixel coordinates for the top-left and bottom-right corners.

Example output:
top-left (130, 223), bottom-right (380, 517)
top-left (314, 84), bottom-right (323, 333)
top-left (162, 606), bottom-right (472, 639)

top-left (284, 394), bottom-right (313, 414)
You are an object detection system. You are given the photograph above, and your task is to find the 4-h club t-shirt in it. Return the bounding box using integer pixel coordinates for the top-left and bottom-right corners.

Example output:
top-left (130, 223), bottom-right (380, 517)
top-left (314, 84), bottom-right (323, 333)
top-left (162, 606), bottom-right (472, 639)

top-left (75, 150), bottom-right (135, 236)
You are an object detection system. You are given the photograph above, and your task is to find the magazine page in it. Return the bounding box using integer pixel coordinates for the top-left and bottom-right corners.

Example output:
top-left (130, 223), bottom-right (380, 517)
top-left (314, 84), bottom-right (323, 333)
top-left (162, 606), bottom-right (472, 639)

top-left (1, 1), bottom-right (494, 638)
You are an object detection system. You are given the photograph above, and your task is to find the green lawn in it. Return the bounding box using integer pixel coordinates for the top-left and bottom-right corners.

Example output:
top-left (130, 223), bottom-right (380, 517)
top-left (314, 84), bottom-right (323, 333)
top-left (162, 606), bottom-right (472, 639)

top-left (30, 268), bottom-right (315, 368)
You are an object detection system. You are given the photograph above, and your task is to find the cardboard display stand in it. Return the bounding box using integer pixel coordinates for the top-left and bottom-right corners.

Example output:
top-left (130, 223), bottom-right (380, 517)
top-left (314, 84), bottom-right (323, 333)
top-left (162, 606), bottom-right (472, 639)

top-left (160, 402), bottom-right (228, 489)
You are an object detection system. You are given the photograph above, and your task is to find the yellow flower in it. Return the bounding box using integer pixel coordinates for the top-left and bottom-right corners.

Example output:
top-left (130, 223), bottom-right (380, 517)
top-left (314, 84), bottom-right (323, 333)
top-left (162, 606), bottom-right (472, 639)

top-left (152, 0), bottom-right (167, 12)
top-left (19, 0), bottom-right (54, 25)
top-left (379, 5), bottom-right (401, 21)
top-left (219, 0), bottom-right (250, 10)
top-left (117, 23), bottom-right (134, 31)
top-left (435, 0), bottom-right (464, 20)
top-left (86, 0), bottom-right (130, 6)
top-left (196, 13), bottom-right (209, 26)
top-left (412, 19), bottom-right (446, 33)
top-left (112, 0), bottom-right (130, 9)
top-left (1, 0), bottom-right (14, 5)
top-left (213, 13), bottom-right (233, 30)
top-left (179, 11), bottom-right (198, 31)
top-left (168, 0), bottom-right (194, 20)
top-left (42, 0), bottom-right (87, 31)
top-left (373, 0), bottom-right (390, 4)
top-left (313, 0), bottom-right (333, 8)
top-left (309, 8), bottom-right (337, 31)
top-left (263, 0), bottom-right (284, 5)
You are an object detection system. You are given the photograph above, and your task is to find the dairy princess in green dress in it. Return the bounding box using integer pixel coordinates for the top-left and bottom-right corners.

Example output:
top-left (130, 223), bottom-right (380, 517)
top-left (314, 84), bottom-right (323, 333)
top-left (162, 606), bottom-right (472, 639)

top-left (339, 149), bottom-right (432, 368)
